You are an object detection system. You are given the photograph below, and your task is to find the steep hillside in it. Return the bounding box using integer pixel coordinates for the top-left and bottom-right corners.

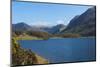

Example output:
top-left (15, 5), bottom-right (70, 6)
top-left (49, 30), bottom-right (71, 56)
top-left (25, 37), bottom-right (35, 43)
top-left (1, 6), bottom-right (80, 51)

top-left (12, 37), bottom-right (48, 66)
top-left (62, 6), bottom-right (96, 36)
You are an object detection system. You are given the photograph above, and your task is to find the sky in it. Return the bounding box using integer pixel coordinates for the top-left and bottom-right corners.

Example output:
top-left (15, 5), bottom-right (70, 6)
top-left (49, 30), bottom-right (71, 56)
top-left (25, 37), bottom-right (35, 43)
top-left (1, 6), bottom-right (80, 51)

top-left (12, 1), bottom-right (93, 26)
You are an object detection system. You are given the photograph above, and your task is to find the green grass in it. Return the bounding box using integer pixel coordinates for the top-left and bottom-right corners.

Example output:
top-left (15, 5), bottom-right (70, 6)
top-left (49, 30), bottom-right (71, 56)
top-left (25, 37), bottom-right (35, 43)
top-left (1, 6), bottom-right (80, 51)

top-left (16, 35), bottom-right (44, 40)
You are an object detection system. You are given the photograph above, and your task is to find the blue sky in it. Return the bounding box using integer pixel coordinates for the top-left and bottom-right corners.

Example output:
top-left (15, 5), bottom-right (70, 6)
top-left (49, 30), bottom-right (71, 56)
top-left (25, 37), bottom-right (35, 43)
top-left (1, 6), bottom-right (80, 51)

top-left (12, 1), bottom-right (93, 26)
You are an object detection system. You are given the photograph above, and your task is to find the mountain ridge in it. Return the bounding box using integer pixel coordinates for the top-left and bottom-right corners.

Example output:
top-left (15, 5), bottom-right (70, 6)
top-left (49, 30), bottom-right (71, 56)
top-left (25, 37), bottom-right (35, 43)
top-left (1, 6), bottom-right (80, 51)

top-left (12, 23), bottom-right (66, 34)
top-left (61, 6), bottom-right (96, 36)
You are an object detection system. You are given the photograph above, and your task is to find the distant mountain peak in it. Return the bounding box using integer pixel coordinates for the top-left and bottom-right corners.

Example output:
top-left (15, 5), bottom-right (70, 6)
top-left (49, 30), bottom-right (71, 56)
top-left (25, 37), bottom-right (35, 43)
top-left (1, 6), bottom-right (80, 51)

top-left (12, 22), bottom-right (32, 32)
top-left (14, 22), bottom-right (30, 26)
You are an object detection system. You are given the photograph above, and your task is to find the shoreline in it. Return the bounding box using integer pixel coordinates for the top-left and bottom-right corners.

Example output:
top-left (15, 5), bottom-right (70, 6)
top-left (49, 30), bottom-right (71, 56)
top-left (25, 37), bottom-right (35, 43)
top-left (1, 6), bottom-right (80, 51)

top-left (17, 36), bottom-right (96, 41)
top-left (12, 37), bottom-right (49, 66)
top-left (34, 53), bottom-right (49, 64)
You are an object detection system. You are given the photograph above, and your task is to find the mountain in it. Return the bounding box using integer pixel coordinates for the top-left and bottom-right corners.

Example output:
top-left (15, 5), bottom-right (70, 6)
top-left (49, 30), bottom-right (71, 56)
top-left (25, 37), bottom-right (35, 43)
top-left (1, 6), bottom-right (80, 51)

top-left (12, 22), bottom-right (32, 32)
top-left (31, 26), bottom-right (46, 32)
top-left (62, 6), bottom-right (96, 36)
top-left (46, 24), bottom-right (66, 34)
top-left (31, 24), bottom-right (66, 34)
top-left (12, 22), bottom-right (66, 34)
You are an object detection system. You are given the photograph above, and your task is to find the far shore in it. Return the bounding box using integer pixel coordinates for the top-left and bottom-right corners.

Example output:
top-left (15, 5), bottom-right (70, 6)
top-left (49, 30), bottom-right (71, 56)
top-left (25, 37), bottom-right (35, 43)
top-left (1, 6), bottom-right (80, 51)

top-left (16, 35), bottom-right (96, 40)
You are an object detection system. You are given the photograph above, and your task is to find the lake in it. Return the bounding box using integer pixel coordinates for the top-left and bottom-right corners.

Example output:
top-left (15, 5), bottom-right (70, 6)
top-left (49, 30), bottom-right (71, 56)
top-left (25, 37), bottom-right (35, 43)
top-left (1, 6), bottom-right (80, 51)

top-left (18, 38), bottom-right (96, 63)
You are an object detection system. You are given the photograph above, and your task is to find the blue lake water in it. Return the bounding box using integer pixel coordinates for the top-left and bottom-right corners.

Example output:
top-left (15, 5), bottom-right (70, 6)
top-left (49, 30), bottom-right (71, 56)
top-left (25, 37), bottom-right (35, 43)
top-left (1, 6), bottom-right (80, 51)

top-left (18, 38), bottom-right (96, 63)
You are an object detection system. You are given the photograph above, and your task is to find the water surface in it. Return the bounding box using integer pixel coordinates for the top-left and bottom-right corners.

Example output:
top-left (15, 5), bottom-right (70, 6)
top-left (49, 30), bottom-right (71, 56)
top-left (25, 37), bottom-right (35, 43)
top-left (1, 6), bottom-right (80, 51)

top-left (19, 38), bottom-right (96, 63)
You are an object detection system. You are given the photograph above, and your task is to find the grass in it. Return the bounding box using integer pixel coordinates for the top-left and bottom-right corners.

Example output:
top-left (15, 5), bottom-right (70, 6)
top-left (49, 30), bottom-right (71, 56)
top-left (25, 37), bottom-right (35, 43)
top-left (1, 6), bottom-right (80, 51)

top-left (16, 35), bottom-right (44, 40)
top-left (12, 37), bottom-right (49, 66)
top-left (34, 54), bottom-right (49, 64)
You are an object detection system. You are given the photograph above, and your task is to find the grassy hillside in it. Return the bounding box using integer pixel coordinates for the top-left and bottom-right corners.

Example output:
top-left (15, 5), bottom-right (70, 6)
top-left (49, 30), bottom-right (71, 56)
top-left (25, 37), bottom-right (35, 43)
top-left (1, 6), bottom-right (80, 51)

top-left (12, 37), bottom-right (49, 66)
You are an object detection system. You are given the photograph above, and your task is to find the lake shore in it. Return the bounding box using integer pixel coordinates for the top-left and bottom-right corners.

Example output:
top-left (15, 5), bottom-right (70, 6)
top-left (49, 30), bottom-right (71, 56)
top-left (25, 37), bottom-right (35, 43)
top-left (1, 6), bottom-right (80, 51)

top-left (12, 37), bottom-right (49, 66)
top-left (50, 36), bottom-right (96, 39)
top-left (15, 35), bottom-right (44, 40)
top-left (16, 35), bottom-right (96, 40)
top-left (34, 54), bottom-right (49, 64)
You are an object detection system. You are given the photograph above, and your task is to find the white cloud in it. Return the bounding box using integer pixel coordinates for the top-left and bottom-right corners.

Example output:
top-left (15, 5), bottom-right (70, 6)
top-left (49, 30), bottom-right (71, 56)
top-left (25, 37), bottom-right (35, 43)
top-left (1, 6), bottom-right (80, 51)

top-left (29, 19), bottom-right (68, 27)
top-left (56, 20), bottom-right (65, 24)
top-left (30, 21), bottom-right (53, 27)
top-left (30, 20), bottom-right (66, 27)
